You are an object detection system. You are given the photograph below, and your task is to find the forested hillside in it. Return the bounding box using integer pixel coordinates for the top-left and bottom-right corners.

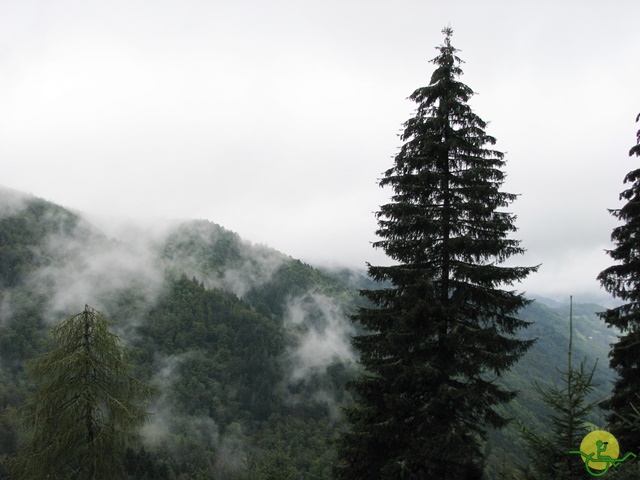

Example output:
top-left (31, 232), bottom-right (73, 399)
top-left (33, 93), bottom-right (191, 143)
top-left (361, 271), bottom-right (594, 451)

top-left (0, 186), bottom-right (616, 478)
top-left (484, 300), bottom-right (616, 477)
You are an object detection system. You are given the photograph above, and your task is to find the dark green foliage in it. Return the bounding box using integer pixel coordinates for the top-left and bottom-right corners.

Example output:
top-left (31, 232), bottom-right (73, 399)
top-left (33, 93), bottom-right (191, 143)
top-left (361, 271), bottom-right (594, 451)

top-left (483, 301), bottom-right (614, 477)
top-left (0, 191), bottom-right (93, 372)
top-left (630, 113), bottom-right (640, 158)
top-left (0, 289), bottom-right (48, 370)
top-left (597, 113), bottom-right (640, 452)
top-left (251, 413), bottom-right (337, 479)
top-left (10, 306), bottom-right (155, 480)
top-left (141, 275), bottom-right (284, 423)
top-left (0, 185), bottom-right (621, 477)
top-left (161, 220), bottom-right (245, 278)
top-left (242, 442), bottom-right (297, 480)
top-left (0, 196), bottom-right (357, 478)
top-left (0, 189), bottom-right (100, 289)
top-left (336, 28), bottom-right (537, 479)
top-left (520, 360), bottom-right (601, 479)
top-left (134, 276), bottom-right (344, 479)
top-left (245, 259), bottom-right (350, 320)
top-left (123, 446), bottom-right (174, 480)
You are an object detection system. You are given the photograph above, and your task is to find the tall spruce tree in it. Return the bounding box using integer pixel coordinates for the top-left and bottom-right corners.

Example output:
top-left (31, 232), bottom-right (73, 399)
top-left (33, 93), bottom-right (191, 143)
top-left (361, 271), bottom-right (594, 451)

top-left (597, 113), bottom-right (640, 452)
top-left (335, 28), bottom-right (537, 479)
top-left (11, 305), bottom-right (155, 480)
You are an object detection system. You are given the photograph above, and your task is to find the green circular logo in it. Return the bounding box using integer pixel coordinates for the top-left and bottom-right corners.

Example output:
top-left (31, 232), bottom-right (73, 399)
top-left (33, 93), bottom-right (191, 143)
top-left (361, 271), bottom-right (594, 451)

top-left (579, 430), bottom-right (619, 472)
top-left (570, 429), bottom-right (636, 476)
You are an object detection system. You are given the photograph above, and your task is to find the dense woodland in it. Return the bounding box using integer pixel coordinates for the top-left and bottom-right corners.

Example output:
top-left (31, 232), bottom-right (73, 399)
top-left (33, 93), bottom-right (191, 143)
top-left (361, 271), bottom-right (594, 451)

top-left (2, 28), bottom-right (639, 479)
top-left (0, 186), bottom-right (618, 479)
top-left (0, 189), bottom-right (360, 479)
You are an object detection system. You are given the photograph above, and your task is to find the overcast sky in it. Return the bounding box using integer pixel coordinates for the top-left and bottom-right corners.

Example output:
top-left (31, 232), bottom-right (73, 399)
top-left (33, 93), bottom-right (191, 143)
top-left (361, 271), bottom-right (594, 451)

top-left (1, 0), bottom-right (639, 302)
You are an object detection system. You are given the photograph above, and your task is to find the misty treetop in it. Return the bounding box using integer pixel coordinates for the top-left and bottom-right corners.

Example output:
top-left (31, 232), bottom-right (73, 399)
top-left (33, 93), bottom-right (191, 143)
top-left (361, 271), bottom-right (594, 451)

top-left (336, 27), bottom-right (538, 479)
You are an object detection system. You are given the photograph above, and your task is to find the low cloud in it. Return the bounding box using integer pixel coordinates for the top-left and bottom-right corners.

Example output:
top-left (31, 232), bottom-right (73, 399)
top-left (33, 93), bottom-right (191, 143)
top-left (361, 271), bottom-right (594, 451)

top-left (154, 219), bottom-right (287, 298)
top-left (141, 352), bottom-right (195, 448)
top-left (0, 186), bottom-right (30, 219)
top-left (285, 291), bottom-right (355, 381)
top-left (26, 218), bottom-right (166, 326)
top-left (215, 241), bottom-right (287, 298)
top-left (141, 353), bottom-right (248, 476)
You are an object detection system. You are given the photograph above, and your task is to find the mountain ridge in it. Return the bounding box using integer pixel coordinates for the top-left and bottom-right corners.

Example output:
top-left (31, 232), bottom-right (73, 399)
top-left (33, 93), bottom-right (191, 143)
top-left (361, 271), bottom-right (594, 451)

top-left (0, 186), bottom-right (619, 478)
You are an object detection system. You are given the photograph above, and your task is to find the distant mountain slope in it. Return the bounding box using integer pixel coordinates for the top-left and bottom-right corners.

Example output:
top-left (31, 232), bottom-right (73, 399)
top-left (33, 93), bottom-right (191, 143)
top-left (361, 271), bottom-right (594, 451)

top-left (0, 187), bottom-right (105, 289)
top-left (484, 299), bottom-right (616, 476)
top-left (514, 300), bottom-right (614, 391)
top-left (0, 187), bottom-right (359, 478)
top-left (0, 186), bottom-right (619, 478)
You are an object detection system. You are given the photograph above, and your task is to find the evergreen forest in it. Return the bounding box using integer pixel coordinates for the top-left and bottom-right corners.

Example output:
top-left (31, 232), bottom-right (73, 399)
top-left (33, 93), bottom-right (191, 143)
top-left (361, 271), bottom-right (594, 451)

top-left (0, 185), bottom-right (620, 479)
top-left (1, 28), bottom-right (639, 480)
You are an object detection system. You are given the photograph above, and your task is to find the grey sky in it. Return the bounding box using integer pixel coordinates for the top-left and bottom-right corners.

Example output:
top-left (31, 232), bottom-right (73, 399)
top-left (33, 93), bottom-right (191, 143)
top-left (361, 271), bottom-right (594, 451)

top-left (1, 0), bottom-right (639, 301)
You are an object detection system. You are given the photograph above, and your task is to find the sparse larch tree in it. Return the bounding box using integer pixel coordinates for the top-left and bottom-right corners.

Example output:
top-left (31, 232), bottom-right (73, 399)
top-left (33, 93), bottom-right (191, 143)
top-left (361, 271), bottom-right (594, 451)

top-left (521, 298), bottom-right (602, 479)
top-left (597, 113), bottom-right (640, 452)
top-left (521, 361), bottom-right (600, 479)
top-left (11, 305), bottom-right (155, 480)
top-left (335, 28), bottom-right (537, 479)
